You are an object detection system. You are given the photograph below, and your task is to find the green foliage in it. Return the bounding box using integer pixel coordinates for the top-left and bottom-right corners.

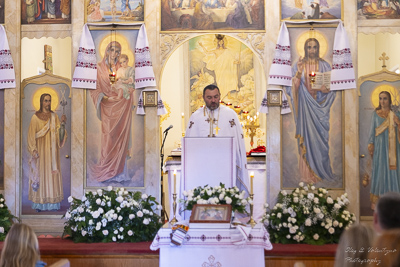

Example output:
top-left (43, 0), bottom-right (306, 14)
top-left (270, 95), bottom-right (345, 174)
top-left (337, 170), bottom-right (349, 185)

top-left (181, 183), bottom-right (250, 214)
top-left (62, 187), bottom-right (163, 243)
top-left (0, 194), bottom-right (19, 241)
top-left (262, 183), bottom-right (356, 245)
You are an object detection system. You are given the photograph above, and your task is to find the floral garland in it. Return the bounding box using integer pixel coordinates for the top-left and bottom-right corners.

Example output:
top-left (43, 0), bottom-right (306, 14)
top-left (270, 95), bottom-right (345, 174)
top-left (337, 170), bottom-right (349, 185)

top-left (262, 183), bottom-right (356, 245)
top-left (63, 187), bottom-right (163, 243)
top-left (0, 194), bottom-right (19, 241)
top-left (181, 183), bottom-right (251, 214)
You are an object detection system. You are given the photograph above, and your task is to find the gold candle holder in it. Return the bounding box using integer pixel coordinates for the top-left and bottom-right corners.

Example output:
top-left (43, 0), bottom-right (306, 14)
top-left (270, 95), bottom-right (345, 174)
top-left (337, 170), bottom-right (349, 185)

top-left (248, 193), bottom-right (256, 228)
top-left (309, 71), bottom-right (316, 85)
top-left (109, 72), bottom-right (116, 84)
top-left (244, 118), bottom-right (259, 149)
top-left (170, 193), bottom-right (178, 225)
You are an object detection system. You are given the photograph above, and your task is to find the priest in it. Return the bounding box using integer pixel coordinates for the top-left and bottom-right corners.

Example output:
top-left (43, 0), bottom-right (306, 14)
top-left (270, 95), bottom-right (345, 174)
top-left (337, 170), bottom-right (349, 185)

top-left (185, 84), bottom-right (250, 193)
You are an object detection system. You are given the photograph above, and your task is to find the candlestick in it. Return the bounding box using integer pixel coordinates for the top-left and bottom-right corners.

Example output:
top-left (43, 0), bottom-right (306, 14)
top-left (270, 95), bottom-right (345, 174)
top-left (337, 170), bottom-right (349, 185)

top-left (250, 172), bottom-right (254, 194)
top-left (173, 169), bottom-right (177, 194)
top-left (248, 193), bottom-right (256, 228)
top-left (170, 193), bottom-right (178, 225)
top-left (181, 113), bottom-right (185, 137)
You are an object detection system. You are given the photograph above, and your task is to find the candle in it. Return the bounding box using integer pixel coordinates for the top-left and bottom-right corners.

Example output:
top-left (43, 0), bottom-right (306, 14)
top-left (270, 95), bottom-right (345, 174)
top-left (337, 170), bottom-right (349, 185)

top-left (310, 71), bottom-right (316, 77)
top-left (250, 172), bottom-right (254, 194)
top-left (173, 169), bottom-right (177, 194)
top-left (181, 113), bottom-right (185, 134)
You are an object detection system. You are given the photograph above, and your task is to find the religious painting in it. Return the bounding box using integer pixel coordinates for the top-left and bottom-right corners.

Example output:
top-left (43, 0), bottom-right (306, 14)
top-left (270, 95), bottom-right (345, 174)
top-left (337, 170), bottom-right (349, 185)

top-left (21, 75), bottom-right (72, 216)
top-left (21, 0), bottom-right (71, 24)
top-left (161, 0), bottom-right (265, 32)
top-left (282, 27), bottom-right (343, 189)
top-left (0, 0), bottom-right (4, 24)
top-left (0, 90), bottom-right (3, 189)
top-left (281, 0), bottom-right (342, 20)
top-left (85, 0), bottom-right (144, 23)
top-left (189, 34), bottom-right (256, 123)
top-left (86, 28), bottom-right (145, 189)
top-left (190, 204), bottom-right (232, 223)
top-left (357, 0), bottom-right (400, 19)
top-left (359, 69), bottom-right (400, 217)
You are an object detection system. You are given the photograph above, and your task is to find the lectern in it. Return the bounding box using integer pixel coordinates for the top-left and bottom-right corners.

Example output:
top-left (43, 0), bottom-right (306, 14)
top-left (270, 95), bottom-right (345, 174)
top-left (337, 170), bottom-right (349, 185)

top-left (168, 137), bottom-right (236, 220)
top-left (182, 137), bottom-right (236, 190)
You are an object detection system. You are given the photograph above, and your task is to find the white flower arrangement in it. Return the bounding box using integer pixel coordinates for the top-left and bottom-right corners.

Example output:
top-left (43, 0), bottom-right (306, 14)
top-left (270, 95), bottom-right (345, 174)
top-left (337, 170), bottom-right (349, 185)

top-left (181, 183), bottom-right (250, 214)
top-left (0, 194), bottom-right (19, 241)
top-left (262, 183), bottom-right (356, 245)
top-left (63, 187), bottom-right (163, 243)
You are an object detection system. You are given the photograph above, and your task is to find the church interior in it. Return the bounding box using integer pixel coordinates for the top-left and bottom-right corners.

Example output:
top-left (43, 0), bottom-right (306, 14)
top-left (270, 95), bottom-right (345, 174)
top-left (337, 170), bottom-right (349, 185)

top-left (1, 0), bottom-right (400, 266)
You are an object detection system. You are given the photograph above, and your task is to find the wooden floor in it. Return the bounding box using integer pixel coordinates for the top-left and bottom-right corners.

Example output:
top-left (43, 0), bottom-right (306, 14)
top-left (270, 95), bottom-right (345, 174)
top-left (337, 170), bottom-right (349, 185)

top-left (42, 255), bottom-right (335, 267)
top-left (43, 255), bottom-right (159, 267)
top-left (1, 238), bottom-right (337, 267)
top-left (265, 256), bottom-right (334, 267)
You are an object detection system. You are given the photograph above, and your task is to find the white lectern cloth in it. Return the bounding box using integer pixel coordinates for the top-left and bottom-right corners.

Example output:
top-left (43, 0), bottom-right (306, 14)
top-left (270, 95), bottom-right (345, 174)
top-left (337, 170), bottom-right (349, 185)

top-left (185, 105), bottom-right (249, 193)
top-left (151, 224), bottom-right (272, 267)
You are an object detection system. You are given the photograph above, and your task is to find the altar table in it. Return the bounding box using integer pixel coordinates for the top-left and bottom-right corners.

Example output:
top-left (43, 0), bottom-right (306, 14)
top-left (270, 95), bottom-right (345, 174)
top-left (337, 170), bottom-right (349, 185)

top-left (150, 224), bottom-right (272, 267)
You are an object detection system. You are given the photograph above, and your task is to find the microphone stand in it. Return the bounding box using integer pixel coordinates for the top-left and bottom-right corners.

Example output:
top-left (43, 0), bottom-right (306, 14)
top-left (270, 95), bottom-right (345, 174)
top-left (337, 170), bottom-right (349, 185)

top-left (160, 129), bottom-right (170, 223)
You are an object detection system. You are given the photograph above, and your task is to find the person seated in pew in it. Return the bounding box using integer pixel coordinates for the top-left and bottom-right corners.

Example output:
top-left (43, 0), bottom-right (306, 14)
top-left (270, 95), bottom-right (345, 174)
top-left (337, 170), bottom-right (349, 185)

top-left (0, 223), bottom-right (46, 267)
top-left (368, 228), bottom-right (400, 267)
top-left (334, 223), bottom-right (375, 267)
top-left (373, 191), bottom-right (400, 233)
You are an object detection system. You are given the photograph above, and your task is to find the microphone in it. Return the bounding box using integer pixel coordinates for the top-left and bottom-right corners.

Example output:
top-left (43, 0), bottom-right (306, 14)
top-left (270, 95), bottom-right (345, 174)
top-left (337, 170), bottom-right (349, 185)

top-left (163, 125), bottom-right (173, 133)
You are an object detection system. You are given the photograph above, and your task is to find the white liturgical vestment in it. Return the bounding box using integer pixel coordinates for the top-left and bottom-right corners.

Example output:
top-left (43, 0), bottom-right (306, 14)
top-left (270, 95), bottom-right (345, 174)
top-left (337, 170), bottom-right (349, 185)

top-left (185, 105), bottom-right (250, 193)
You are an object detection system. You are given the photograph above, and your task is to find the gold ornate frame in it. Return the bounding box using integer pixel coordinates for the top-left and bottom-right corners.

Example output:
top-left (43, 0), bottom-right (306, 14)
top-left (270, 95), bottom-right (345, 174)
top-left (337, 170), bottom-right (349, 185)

top-left (143, 91), bottom-right (158, 107)
top-left (267, 90), bottom-right (282, 107)
top-left (85, 0), bottom-right (144, 24)
top-left (281, 0), bottom-right (344, 22)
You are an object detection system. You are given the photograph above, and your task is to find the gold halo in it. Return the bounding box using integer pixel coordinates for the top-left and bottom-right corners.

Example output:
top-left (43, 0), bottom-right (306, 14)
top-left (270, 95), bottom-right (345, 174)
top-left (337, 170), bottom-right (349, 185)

top-left (296, 30), bottom-right (328, 59)
top-left (32, 87), bottom-right (59, 111)
top-left (98, 33), bottom-right (134, 67)
top-left (371, 85), bottom-right (400, 108)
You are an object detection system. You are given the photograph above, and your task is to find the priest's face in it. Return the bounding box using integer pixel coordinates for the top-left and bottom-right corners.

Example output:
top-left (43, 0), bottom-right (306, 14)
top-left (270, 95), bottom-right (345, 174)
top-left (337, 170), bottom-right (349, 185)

top-left (203, 89), bottom-right (220, 110)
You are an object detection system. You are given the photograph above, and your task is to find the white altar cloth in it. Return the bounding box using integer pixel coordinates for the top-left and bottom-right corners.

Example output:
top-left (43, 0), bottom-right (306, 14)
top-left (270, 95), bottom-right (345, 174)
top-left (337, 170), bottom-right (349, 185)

top-left (150, 224), bottom-right (272, 267)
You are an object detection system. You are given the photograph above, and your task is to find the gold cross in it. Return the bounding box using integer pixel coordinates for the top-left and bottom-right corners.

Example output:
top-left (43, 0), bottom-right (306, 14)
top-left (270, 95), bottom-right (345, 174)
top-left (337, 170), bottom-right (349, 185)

top-left (214, 126), bottom-right (220, 135)
top-left (212, 118), bottom-right (219, 135)
top-left (379, 52), bottom-right (389, 69)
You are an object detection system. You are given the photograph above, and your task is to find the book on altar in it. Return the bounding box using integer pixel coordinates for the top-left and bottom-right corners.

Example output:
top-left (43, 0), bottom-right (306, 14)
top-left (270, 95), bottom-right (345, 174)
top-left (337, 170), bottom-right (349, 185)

top-left (311, 71), bottom-right (331, 90)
